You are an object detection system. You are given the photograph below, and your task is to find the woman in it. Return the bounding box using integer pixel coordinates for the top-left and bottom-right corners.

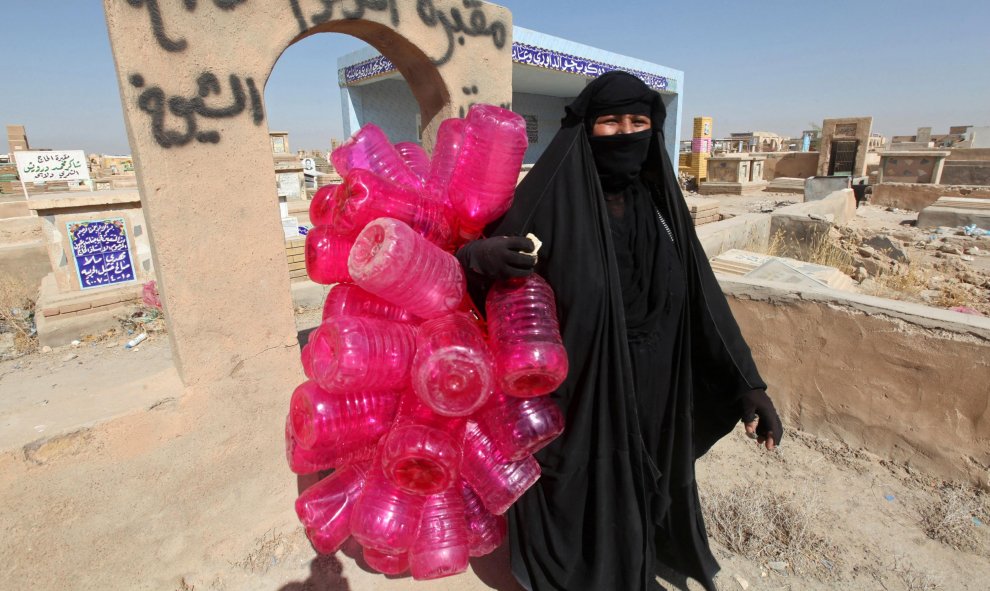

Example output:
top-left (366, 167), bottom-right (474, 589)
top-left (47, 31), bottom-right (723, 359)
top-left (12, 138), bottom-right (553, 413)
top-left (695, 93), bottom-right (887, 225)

top-left (456, 71), bottom-right (783, 591)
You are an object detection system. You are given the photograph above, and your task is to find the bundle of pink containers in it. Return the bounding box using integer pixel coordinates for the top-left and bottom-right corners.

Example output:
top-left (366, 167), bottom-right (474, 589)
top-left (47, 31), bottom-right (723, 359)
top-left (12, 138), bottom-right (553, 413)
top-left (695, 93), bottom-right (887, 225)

top-left (288, 105), bottom-right (570, 581)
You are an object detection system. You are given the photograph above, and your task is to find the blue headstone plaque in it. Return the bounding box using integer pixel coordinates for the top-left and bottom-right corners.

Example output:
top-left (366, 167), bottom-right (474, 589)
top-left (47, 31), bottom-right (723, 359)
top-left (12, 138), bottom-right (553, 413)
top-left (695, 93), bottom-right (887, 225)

top-left (66, 218), bottom-right (137, 289)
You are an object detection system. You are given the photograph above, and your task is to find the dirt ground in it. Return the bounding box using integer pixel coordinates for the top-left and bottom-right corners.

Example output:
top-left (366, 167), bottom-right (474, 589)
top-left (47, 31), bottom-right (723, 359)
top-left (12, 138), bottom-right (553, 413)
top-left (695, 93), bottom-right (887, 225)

top-left (698, 192), bottom-right (990, 316)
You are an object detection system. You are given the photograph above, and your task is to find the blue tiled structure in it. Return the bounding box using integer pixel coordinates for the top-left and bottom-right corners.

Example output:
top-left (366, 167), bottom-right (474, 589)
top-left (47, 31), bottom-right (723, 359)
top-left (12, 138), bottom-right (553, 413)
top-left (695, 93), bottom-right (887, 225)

top-left (338, 26), bottom-right (684, 164)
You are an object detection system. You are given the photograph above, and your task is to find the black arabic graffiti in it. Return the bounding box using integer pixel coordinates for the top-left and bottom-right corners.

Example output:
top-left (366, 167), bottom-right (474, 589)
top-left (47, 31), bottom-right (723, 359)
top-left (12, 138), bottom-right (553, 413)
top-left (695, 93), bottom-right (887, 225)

top-left (289, 0), bottom-right (400, 29)
top-left (416, 0), bottom-right (506, 66)
top-left (125, 0), bottom-right (248, 52)
top-left (288, 0), bottom-right (507, 66)
top-left (131, 72), bottom-right (264, 148)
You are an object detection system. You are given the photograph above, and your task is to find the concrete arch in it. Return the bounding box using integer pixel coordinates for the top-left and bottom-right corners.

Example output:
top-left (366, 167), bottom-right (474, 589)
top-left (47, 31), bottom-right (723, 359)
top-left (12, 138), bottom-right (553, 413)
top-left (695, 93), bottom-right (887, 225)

top-left (103, 0), bottom-right (513, 386)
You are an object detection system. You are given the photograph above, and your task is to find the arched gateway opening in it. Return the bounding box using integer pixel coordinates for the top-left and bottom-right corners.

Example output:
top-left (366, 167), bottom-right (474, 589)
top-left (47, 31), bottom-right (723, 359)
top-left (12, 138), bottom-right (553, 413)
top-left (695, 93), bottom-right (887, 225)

top-left (103, 0), bottom-right (513, 386)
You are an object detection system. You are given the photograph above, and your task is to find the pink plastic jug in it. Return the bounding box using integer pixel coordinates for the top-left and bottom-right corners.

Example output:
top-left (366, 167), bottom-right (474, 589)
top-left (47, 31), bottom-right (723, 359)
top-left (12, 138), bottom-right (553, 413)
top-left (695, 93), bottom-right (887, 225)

top-left (447, 105), bottom-right (528, 240)
top-left (335, 169), bottom-right (452, 246)
top-left (321, 284), bottom-right (414, 324)
top-left (461, 480), bottom-right (507, 557)
top-left (284, 415), bottom-right (376, 474)
top-left (305, 225), bottom-right (354, 285)
top-left (460, 421), bottom-right (541, 515)
top-left (348, 217), bottom-right (466, 320)
top-left (380, 393), bottom-right (465, 495)
top-left (409, 489), bottom-right (470, 580)
top-left (288, 380), bottom-right (399, 451)
top-left (295, 463), bottom-right (368, 554)
top-left (425, 118), bottom-right (466, 206)
top-left (331, 123), bottom-right (422, 189)
top-left (486, 274), bottom-right (569, 397)
top-left (477, 391), bottom-right (564, 461)
top-left (363, 547), bottom-right (409, 575)
top-left (395, 142), bottom-right (430, 186)
top-left (412, 312), bottom-right (495, 416)
top-left (307, 315), bottom-right (416, 393)
top-left (309, 184), bottom-right (340, 227)
top-left (350, 462), bottom-right (427, 554)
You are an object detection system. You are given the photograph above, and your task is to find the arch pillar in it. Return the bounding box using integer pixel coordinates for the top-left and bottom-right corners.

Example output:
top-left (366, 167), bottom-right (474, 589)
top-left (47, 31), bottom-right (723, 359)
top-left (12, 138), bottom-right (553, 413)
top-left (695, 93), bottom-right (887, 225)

top-left (102, 0), bottom-right (513, 386)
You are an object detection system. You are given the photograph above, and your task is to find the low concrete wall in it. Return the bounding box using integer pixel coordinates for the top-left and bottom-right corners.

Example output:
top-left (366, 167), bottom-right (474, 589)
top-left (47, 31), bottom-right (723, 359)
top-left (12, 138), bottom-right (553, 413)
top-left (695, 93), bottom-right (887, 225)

top-left (940, 161), bottom-right (990, 186)
top-left (0, 215), bottom-right (43, 245)
top-left (871, 182), bottom-right (990, 211)
top-left (805, 176), bottom-right (850, 201)
top-left (696, 213), bottom-right (771, 258)
top-left (762, 152), bottom-right (818, 180)
top-left (722, 277), bottom-right (990, 488)
top-left (948, 148), bottom-right (990, 161)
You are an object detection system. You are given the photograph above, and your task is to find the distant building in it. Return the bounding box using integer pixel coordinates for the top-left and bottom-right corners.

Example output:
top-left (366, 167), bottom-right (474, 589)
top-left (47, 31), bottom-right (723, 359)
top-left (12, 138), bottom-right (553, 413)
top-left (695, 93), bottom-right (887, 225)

top-left (336, 26), bottom-right (684, 164)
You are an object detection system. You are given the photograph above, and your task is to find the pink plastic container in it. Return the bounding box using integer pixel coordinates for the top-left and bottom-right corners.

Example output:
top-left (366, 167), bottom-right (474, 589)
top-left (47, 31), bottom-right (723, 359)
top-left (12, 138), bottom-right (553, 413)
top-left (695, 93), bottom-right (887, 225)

top-left (486, 274), bottom-right (569, 397)
top-left (395, 142), bottom-right (430, 186)
top-left (288, 380), bottom-right (399, 451)
top-left (350, 462), bottom-right (428, 554)
top-left (348, 217), bottom-right (466, 320)
top-left (425, 118), bottom-right (466, 205)
top-left (460, 421), bottom-right (541, 515)
top-left (295, 463), bottom-right (368, 554)
top-left (363, 547), bottom-right (409, 575)
top-left (284, 415), bottom-right (377, 474)
top-left (477, 391), bottom-right (564, 461)
top-left (331, 123), bottom-right (422, 189)
top-left (307, 315), bottom-right (416, 393)
top-left (461, 480), bottom-right (507, 557)
top-left (309, 184), bottom-right (340, 228)
top-left (321, 284), bottom-right (414, 324)
top-left (305, 225), bottom-right (354, 285)
top-left (334, 170), bottom-right (452, 246)
top-left (409, 489), bottom-right (470, 580)
top-left (412, 313), bottom-right (495, 416)
top-left (447, 105), bottom-right (528, 240)
top-left (381, 424), bottom-right (463, 495)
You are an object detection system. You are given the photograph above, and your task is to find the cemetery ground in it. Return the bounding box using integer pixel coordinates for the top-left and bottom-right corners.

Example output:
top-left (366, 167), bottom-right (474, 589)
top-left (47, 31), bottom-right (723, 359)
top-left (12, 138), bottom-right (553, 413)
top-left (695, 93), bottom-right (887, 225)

top-left (0, 300), bottom-right (987, 591)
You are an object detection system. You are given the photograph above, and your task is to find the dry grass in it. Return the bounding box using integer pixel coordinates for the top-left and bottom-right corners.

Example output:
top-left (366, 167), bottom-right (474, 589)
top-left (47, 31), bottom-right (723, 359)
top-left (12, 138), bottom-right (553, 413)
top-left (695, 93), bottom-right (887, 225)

top-left (920, 485), bottom-right (987, 555)
top-left (889, 555), bottom-right (942, 591)
top-left (763, 229), bottom-right (855, 274)
top-left (701, 482), bottom-right (843, 580)
top-left (0, 272), bottom-right (37, 355)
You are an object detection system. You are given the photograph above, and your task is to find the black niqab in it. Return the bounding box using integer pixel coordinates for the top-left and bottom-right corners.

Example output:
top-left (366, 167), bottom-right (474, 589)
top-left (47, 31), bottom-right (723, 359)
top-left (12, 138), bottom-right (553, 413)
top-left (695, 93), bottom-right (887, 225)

top-left (482, 71), bottom-right (767, 591)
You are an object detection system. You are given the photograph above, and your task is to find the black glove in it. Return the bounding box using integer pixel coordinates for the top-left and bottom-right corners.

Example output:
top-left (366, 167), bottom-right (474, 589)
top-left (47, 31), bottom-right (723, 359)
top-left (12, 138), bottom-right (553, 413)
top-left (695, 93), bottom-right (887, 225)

top-left (456, 236), bottom-right (537, 280)
top-left (740, 388), bottom-right (783, 447)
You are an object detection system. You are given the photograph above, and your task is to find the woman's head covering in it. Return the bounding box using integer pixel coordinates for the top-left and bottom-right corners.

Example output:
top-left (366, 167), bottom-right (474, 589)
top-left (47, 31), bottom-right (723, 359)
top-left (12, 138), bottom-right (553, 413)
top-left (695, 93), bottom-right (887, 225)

top-left (563, 71), bottom-right (667, 193)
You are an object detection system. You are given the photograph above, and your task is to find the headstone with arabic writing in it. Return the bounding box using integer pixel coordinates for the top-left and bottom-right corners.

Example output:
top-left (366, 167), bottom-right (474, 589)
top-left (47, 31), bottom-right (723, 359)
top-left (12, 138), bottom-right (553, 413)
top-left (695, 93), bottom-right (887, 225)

top-left (66, 218), bottom-right (136, 289)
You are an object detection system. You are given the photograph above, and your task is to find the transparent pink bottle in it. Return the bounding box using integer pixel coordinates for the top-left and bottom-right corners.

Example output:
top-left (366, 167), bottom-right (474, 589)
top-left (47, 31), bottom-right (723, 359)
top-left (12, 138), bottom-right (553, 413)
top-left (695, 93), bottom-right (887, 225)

top-left (349, 217), bottom-right (466, 320)
top-left (395, 142), bottom-right (430, 186)
top-left (308, 315), bottom-right (417, 393)
top-left (486, 274), bottom-right (569, 397)
top-left (460, 421), bottom-right (541, 515)
top-left (425, 118), bottom-right (466, 205)
top-left (305, 225), bottom-right (354, 285)
top-left (409, 489), bottom-right (470, 580)
top-left (477, 390), bottom-right (565, 461)
top-left (363, 547), bottom-right (409, 575)
top-left (412, 312), bottom-right (495, 417)
top-left (331, 122), bottom-right (422, 189)
top-left (288, 380), bottom-right (399, 451)
top-left (460, 480), bottom-right (507, 557)
top-left (284, 415), bottom-right (377, 474)
top-left (335, 169), bottom-right (452, 246)
top-left (321, 284), bottom-right (414, 324)
top-left (350, 461), bottom-right (428, 554)
top-left (309, 184), bottom-right (340, 227)
top-left (447, 105), bottom-right (528, 240)
top-left (381, 393), bottom-right (465, 495)
top-left (295, 463), bottom-right (368, 554)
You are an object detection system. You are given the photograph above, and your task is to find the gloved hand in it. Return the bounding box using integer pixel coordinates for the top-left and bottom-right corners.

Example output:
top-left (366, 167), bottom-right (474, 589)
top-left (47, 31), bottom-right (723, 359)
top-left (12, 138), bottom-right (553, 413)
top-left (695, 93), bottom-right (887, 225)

top-left (456, 236), bottom-right (537, 280)
top-left (740, 389), bottom-right (783, 450)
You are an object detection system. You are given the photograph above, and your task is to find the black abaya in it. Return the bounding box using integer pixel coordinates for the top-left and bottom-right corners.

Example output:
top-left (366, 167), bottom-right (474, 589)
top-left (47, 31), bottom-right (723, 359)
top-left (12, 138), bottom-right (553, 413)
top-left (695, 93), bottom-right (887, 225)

top-left (477, 72), bottom-right (767, 591)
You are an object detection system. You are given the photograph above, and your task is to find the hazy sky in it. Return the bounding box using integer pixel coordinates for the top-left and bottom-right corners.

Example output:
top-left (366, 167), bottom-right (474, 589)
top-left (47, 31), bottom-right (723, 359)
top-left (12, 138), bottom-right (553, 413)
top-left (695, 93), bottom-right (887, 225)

top-left (2, 1), bottom-right (988, 154)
